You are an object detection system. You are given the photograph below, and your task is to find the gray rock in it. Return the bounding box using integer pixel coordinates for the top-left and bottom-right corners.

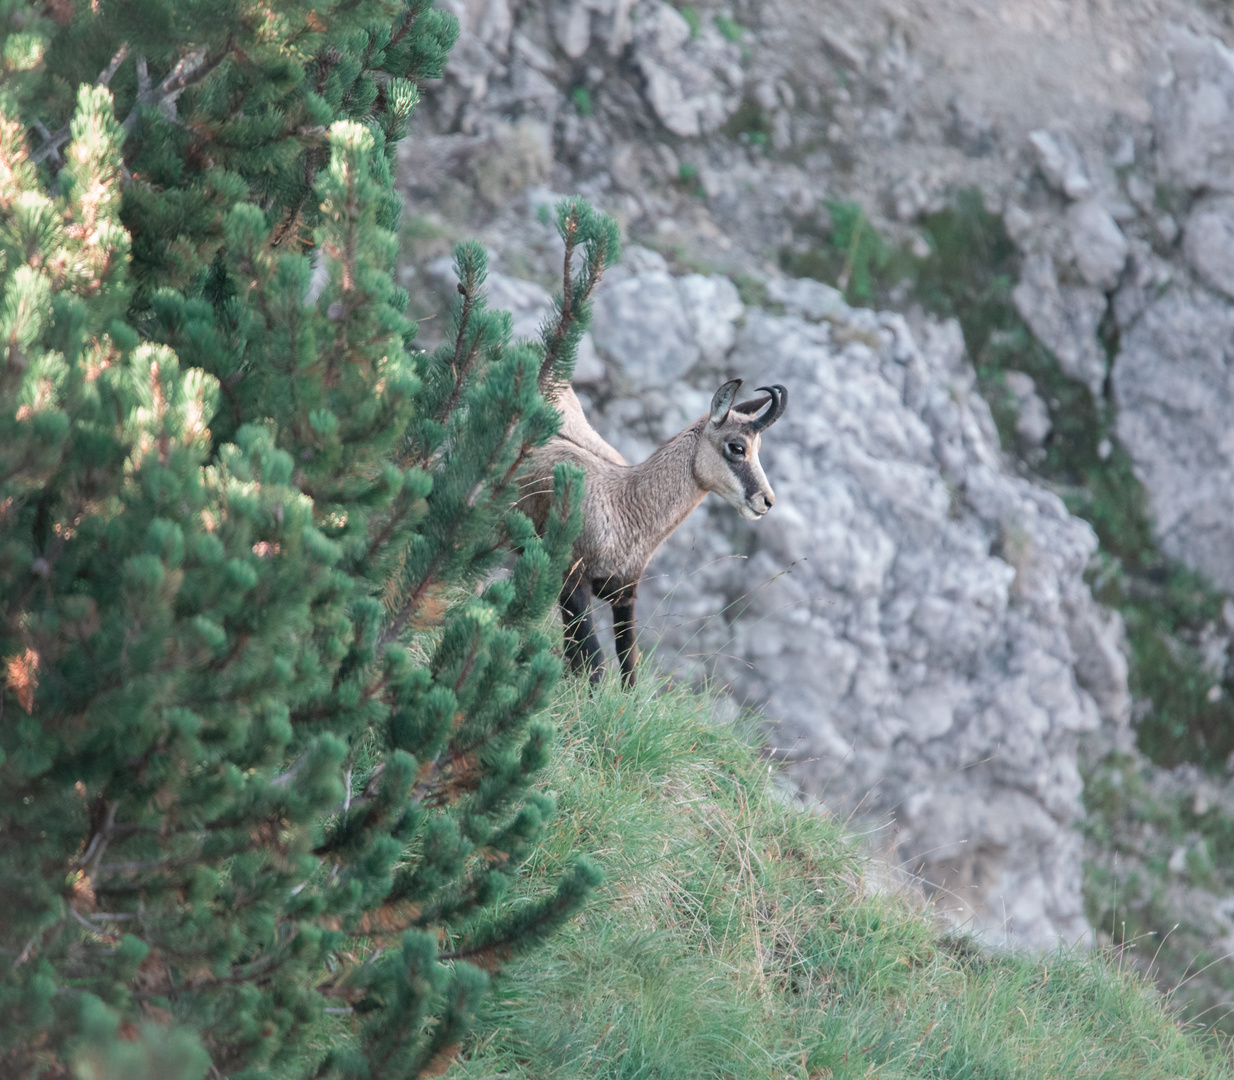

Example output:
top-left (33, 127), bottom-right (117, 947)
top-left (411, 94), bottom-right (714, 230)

top-left (1154, 31), bottom-right (1234, 194)
top-left (615, 244), bottom-right (670, 275)
top-left (1111, 134), bottom-right (1137, 170)
top-left (1112, 240), bottom-right (1174, 332)
top-left (1113, 286), bottom-right (1234, 593)
top-left (1013, 253), bottom-right (1108, 399)
top-left (1028, 129), bottom-right (1092, 200)
top-left (579, 270), bottom-right (1125, 948)
top-left (820, 25), bottom-right (865, 72)
top-left (511, 31), bottom-right (556, 74)
top-left (765, 277), bottom-right (851, 323)
top-left (630, 0), bottom-right (743, 138)
top-left (1005, 371), bottom-right (1052, 448)
top-left (947, 92), bottom-right (997, 157)
top-left (476, 0), bottom-right (513, 55)
top-left (1066, 201), bottom-right (1128, 291)
top-left (1003, 204), bottom-right (1034, 245)
top-left (1125, 173), bottom-right (1156, 215)
top-left (549, 0), bottom-right (639, 58)
top-left (676, 273), bottom-right (744, 366)
top-left (1183, 196), bottom-right (1234, 299)
top-left (591, 273), bottom-right (697, 387)
top-left (552, 0), bottom-right (592, 59)
top-left (1066, 604), bottom-right (1131, 727)
top-left (590, 254), bottom-right (745, 386)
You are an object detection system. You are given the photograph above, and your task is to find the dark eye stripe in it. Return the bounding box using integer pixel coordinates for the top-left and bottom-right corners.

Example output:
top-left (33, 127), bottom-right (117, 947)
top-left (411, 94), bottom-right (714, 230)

top-left (728, 458), bottom-right (763, 499)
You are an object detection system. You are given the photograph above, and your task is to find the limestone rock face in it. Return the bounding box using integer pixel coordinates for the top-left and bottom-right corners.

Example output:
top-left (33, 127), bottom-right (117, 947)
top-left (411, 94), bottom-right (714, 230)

top-left (1004, 371), bottom-right (1052, 450)
top-left (1113, 287), bottom-right (1234, 594)
top-left (629, 0), bottom-right (743, 137)
top-left (1012, 254), bottom-right (1108, 400)
top-left (588, 249), bottom-right (744, 386)
top-left (1183, 196), bottom-right (1234, 300)
top-left (1154, 32), bottom-right (1234, 195)
top-left (577, 267), bottom-right (1123, 947)
top-left (1029, 129), bottom-right (1092, 201)
top-left (1066, 201), bottom-right (1128, 292)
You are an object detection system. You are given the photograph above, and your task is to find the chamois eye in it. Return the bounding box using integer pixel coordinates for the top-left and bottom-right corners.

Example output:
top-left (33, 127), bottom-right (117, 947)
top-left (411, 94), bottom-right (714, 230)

top-left (726, 441), bottom-right (746, 458)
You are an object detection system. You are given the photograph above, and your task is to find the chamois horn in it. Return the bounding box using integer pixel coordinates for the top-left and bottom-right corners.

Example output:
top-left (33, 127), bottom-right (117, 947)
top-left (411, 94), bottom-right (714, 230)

top-left (741, 384), bottom-right (788, 432)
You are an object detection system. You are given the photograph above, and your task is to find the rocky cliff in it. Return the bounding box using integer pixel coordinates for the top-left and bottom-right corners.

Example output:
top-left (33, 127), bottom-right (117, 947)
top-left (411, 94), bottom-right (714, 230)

top-left (397, 0), bottom-right (1234, 1008)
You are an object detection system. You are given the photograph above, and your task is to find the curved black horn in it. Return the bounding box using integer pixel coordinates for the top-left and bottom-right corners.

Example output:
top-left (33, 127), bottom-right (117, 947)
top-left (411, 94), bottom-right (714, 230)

top-left (747, 384), bottom-right (787, 432)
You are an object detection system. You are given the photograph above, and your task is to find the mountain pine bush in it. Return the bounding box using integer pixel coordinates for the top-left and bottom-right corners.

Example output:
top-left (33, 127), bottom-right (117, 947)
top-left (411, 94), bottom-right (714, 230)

top-left (0, 4), bottom-right (617, 1077)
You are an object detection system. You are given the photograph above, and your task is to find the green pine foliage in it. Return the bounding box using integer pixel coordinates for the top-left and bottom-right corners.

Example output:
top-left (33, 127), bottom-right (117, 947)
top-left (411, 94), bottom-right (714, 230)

top-left (0, 5), bottom-right (617, 1078)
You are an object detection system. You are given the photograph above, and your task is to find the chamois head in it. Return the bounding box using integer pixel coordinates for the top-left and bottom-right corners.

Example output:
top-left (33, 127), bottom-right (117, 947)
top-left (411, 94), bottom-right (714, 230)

top-left (693, 379), bottom-right (787, 520)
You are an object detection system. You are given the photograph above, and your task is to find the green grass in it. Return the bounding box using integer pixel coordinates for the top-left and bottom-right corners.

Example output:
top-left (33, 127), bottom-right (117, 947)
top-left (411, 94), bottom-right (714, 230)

top-left (1084, 752), bottom-right (1234, 1038)
top-left (721, 98), bottom-right (773, 147)
top-left (714, 15), bottom-right (743, 43)
top-left (446, 678), bottom-right (1231, 1079)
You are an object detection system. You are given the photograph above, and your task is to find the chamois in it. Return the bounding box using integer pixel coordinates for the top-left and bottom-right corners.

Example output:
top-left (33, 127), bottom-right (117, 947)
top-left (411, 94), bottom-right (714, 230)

top-left (521, 379), bottom-right (787, 688)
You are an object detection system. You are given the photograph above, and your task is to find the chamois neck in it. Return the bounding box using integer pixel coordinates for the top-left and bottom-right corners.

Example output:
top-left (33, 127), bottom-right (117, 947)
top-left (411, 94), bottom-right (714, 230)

top-left (619, 421), bottom-right (708, 554)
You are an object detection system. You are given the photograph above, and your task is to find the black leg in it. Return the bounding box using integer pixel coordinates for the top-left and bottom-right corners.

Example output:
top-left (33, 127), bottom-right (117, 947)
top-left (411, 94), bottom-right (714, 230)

top-left (611, 586), bottom-right (638, 689)
top-left (561, 578), bottom-right (604, 684)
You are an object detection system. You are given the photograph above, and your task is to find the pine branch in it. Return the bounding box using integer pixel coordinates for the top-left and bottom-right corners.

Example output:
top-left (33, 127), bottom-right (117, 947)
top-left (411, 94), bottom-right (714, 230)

top-left (535, 220), bottom-right (579, 398)
top-left (121, 45), bottom-right (229, 135)
top-left (535, 200), bottom-right (619, 399)
top-left (435, 283), bottom-right (481, 426)
top-left (437, 858), bottom-right (601, 968)
top-left (379, 549), bottom-right (446, 648)
top-left (32, 43), bottom-right (229, 168)
top-left (388, 4), bottom-right (422, 50)
top-left (30, 43), bottom-right (130, 164)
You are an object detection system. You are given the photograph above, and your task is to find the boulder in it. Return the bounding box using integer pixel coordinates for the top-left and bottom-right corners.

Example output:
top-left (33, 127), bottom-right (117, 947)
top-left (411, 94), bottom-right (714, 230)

top-left (1154, 31), bottom-right (1234, 194)
top-left (676, 273), bottom-right (744, 365)
top-left (766, 277), bottom-right (851, 323)
top-left (1066, 201), bottom-right (1128, 291)
top-left (590, 271), bottom-right (699, 386)
top-left (1113, 285), bottom-right (1234, 593)
top-left (1028, 129), bottom-right (1091, 200)
top-left (1013, 253), bottom-right (1109, 399)
top-left (1004, 371), bottom-right (1052, 449)
top-left (1183, 196), bottom-right (1234, 299)
top-left (630, 0), bottom-right (743, 138)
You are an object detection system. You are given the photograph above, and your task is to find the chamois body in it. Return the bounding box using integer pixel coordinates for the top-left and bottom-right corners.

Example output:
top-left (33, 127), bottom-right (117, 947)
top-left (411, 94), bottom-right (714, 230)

top-left (521, 380), bottom-right (787, 687)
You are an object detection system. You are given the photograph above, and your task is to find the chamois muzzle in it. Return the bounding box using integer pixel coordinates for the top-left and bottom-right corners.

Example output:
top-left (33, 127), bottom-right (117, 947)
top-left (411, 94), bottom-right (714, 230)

top-left (745, 384), bottom-right (788, 433)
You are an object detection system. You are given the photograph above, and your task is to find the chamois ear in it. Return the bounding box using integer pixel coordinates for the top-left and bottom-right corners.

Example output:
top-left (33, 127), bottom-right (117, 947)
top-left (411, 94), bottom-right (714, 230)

top-left (709, 379), bottom-right (742, 426)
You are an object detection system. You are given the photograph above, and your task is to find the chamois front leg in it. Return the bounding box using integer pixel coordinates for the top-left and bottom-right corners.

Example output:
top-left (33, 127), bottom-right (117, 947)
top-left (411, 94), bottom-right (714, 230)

top-left (561, 578), bottom-right (604, 684)
top-left (610, 585), bottom-right (639, 689)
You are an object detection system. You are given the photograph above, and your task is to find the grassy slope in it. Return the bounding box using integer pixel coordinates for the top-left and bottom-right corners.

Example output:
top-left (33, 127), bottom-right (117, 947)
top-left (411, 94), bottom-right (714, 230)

top-left (448, 679), bottom-right (1231, 1080)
